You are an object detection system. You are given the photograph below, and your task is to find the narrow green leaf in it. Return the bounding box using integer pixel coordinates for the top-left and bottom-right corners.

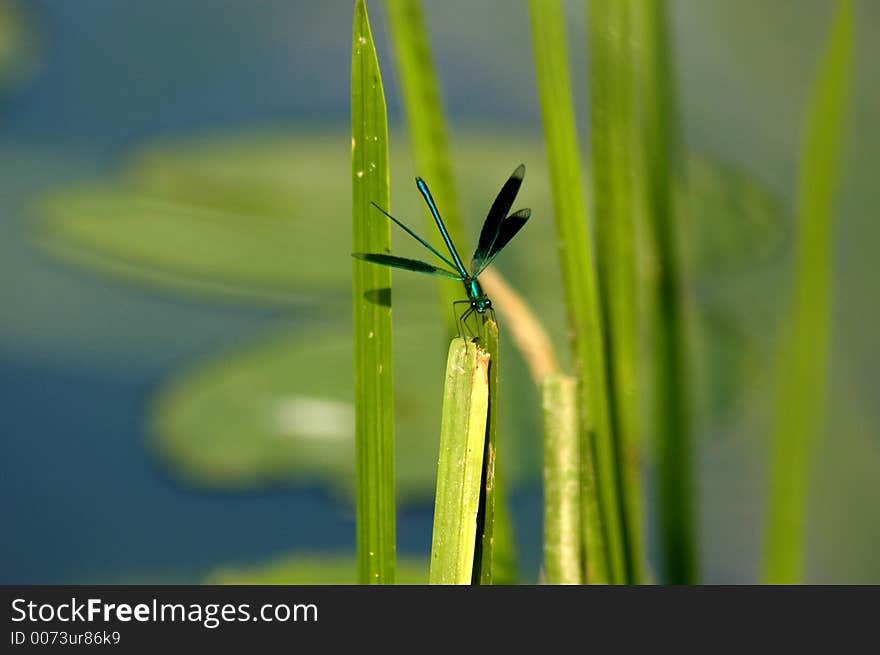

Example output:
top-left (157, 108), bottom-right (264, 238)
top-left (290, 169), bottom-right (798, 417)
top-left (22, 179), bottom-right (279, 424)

top-left (527, 0), bottom-right (622, 584)
top-left (542, 373), bottom-right (582, 585)
top-left (763, 0), bottom-right (853, 584)
top-left (430, 339), bottom-right (491, 584)
top-left (587, 0), bottom-right (645, 584)
top-left (352, 0), bottom-right (396, 584)
top-left (488, 467), bottom-right (518, 584)
top-left (471, 319), bottom-right (516, 584)
top-left (473, 322), bottom-right (499, 584)
top-left (633, 0), bottom-right (697, 584)
top-left (385, 0), bottom-right (465, 336)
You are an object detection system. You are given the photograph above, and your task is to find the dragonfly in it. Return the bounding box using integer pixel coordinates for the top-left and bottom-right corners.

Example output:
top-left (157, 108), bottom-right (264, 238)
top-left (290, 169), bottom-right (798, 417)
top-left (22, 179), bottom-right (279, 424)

top-left (353, 164), bottom-right (530, 337)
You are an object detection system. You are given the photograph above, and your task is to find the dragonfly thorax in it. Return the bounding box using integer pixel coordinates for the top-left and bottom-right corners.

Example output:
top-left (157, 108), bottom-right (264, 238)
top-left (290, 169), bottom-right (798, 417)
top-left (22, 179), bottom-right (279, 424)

top-left (464, 278), bottom-right (492, 313)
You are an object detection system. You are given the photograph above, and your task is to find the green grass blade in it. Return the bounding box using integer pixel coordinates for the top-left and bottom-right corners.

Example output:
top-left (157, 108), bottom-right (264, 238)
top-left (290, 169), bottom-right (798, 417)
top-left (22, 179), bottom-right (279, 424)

top-left (527, 0), bottom-right (622, 584)
top-left (385, 0), bottom-right (464, 336)
top-left (430, 338), bottom-right (491, 584)
top-left (763, 0), bottom-right (853, 584)
top-left (473, 320), bottom-right (499, 583)
top-left (633, 0), bottom-right (696, 584)
top-left (587, 0), bottom-right (645, 584)
top-left (352, 0), bottom-right (396, 584)
top-left (542, 373), bottom-right (583, 585)
top-left (471, 319), bottom-right (517, 584)
top-left (488, 466), bottom-right (518, 584)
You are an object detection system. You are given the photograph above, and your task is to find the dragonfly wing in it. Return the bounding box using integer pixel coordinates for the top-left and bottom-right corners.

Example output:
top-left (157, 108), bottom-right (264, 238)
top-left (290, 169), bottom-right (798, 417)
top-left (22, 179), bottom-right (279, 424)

top-left (471, 164), bottom-right (526, 271)
top-left (352, 253), bottom-right (463, 279)
top-left (370, 202), bottom-right (460, 273)
top-left (474, 208), bottom-right (531, 275)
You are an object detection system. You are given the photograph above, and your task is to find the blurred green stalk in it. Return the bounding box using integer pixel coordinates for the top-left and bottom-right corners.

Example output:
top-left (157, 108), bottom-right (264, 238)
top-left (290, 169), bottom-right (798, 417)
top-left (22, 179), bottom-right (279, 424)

top-left (634, 0), bottom-right (696, 584)
top-left (473, 319), bottom-right (511, 584)
top-left (528, 0), bottom-right (623, 584)
top-left (763, 0), bottom-right (853, 584)
top-left (351, 0), bottom-right (396, 584)
top-left (587, 0), bottom-right (645, 584)
top-left (385, 0), bottom-right (465, 337)
top-left (542, 373), bottom-right (583, 585)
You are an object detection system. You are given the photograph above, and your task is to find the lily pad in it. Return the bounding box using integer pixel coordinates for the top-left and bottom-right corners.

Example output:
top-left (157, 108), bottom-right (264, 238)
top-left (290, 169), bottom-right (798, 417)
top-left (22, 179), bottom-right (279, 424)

top-left (153, 324), bottom-right (452, 503)
top-left (36, 182), bottom-right (350, 306)
top-left (207, 553), bottom-right (428, 585)
top-left (681, 154), bottom-right (789, 278)
top-left (33, 133), bottom-right (562, 310)
top-left (680, 155), bottom-right (790, 425)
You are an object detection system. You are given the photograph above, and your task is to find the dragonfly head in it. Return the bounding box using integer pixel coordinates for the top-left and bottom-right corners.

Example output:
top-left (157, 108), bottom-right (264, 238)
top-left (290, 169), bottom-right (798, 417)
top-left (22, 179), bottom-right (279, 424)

top-left (473, 296), bottom-right (493, 314)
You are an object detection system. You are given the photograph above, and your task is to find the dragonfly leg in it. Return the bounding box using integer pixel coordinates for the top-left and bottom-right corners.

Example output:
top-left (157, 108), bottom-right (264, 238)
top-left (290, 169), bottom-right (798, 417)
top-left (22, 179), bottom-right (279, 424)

top-left (460, 308), bottom-right (478, 340)
top-left (453, 300), bottom-right (472, 339)
top-left (470, 308), bottom-right (497, 343)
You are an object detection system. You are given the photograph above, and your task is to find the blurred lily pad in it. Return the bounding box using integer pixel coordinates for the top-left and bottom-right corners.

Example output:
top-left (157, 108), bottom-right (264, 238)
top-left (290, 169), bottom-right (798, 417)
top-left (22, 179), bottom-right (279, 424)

top-left (680, 155), bottom-right (790, 425)
top-left (129, 133), bottom-right (345, 220)
top-left (34, 133), bottom-right (562, 310)
top-left (36, 181), bottom-right (349, 306)
top-left (681, 154), bottom-right (789, 277)
top-left (152, 324), bottom-right (453, 503)
top-left (207, 553), bottom-right (428, 585)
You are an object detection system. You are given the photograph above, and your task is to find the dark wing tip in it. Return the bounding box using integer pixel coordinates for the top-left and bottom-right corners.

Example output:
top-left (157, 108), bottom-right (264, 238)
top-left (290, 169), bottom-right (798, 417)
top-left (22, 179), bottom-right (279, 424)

top-left (513, 163), bottom-right (525, 179)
